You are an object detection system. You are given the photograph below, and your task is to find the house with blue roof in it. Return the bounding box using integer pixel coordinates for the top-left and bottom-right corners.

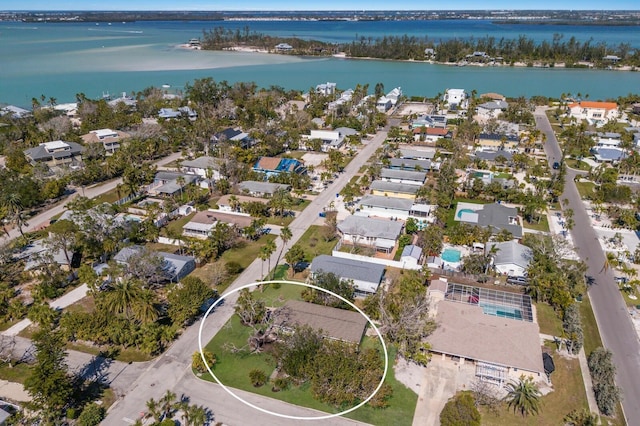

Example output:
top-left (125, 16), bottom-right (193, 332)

top-left (252, 157), bottom-right (305, 177)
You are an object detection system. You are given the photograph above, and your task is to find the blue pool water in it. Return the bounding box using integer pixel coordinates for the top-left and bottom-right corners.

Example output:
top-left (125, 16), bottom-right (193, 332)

top-left (457, 208), bottom-right (476, 219)
top-left (479, 302), bottom-right (523, 320)
top-left (441, 248), bottom-right (462, 263)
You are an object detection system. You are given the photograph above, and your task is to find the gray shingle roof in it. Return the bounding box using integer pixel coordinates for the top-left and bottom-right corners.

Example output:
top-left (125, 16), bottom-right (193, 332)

top-left (476, 203), bottom-right (523, 238)
top-left (24, 141), bottom-right (83, 161)
top-left (359, 195), bottom-right (414, 211)
top-left (401, 244), bottom-right (422, 260)
top-left (473, 150), bottom-right (513, 162)
top-left (273, 300), bottom-right (368, 344)
top-left (370, 180), bottom-right (419, 195)
top-left (400, 148), bottom-right (436, 160)
top-left (488, 241), bottom-right (533, 269)
top-left (338, 215), bottom-right (403, 239)
top-left (310, 254), bottom-right (385, 285)
top-left (389, 158), bottom-right (433, 170)
top-left (181, 156), bottom-right (220, 170)
top-left (381, 168), bottom-right (427, 182)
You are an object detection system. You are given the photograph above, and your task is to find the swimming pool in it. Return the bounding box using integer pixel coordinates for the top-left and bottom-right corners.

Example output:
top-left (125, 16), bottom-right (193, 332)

top-left (457, 208), bottom-right (476, 219)
top-left (441, 248), bottom-right (462, 263)
top-left (479, 302), bottom-right (523, 320)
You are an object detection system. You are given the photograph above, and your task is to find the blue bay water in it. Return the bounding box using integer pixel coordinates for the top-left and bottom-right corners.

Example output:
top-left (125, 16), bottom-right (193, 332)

top-left (1, 20), bottom-right (639, 107)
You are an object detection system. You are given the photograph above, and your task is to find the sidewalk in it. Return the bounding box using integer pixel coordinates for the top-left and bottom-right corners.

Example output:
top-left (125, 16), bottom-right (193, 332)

top-left (2, 284), bottom-right (89, 336)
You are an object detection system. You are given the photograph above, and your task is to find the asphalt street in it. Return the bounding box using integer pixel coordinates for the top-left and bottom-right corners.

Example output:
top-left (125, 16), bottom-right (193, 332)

top-left (535, 108), bottom-right (640, 423)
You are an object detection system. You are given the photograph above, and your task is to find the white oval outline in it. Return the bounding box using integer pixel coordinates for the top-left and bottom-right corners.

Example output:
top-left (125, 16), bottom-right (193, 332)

top-left (198, 280), bottom-right (389, 421)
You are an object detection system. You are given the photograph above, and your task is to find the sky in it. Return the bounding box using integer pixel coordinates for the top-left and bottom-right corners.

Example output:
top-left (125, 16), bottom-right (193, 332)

top-left (3, 1), bottom-right (639, 11)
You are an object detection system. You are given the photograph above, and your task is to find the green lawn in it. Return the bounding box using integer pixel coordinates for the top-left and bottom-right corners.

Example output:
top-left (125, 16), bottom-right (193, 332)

top-left (203, 315), bottom-right (416, 425)
top-left (479, 341), bottom-right (588, 425)
top-left (579, 293), bottom-right (603, 357)
top-left (161, 212), bottom-right (196, 237)
top-left (575, 181), bottom-right (596, 199)
top-left (266, 215), bottom-right (296, 227)
top-left (565, 158), bottom-right (592, 171)
top-left (93, 185), bottom-right (128, 204)
top-left (296, 225), bottom-right (338, 261)
top-left (523, 214), bottom-right (550, 233)
top-left (291, 199), bottom-right (311, 212)
top-left (0, 362), bottom-right (32, 384)
top-left (535, 302), bottom-right (563, 336)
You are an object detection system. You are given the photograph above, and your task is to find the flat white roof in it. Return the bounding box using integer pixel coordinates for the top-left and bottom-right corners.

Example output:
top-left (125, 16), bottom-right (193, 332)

top-left (42, 140), bottom-right (69, 150)
top-left (92, 128), bottom-right (118, 138)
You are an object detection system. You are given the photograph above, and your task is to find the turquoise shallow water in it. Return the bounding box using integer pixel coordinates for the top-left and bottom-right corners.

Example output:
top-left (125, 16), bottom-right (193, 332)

top-left (2, 20), bottom-right (639, 107)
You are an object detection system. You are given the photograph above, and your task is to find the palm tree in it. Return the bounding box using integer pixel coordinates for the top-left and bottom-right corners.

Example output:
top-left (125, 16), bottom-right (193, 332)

top-left (277, 225), bottom-right (292, 266)
top-left (181, 403), bottom-right (208, 426)
top-left (159, 389), bottom-right (177, 420)
top-left (1, 192), bottom-right (27, 237)
top-left (103, 279), bottom-right (157, 323)
top-left (504, 375), bottom-right (542, 417)
top-left (264, 238), bottom-right (277, 280)
top-left (145, 398), bottom-right (162, 422)
top-left (601, 252), bottom-right (619, 273)
top-left (258, 245), bottom-right (270, 280)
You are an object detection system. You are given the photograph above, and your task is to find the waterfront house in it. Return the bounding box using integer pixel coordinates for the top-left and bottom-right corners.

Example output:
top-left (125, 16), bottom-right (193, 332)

top-left (315, 82), bottom-right (337, 96)
top-left (252, 157), bottom-right (305, 177)
top-left (385, 87), bottom-right (403, 105)
top-left (272, 300), bottom-right (368, 346)
top-left (568, 101), bottom-right (619, 123)
top-left (82, 128), bottom-right (128, 155)
top-left (310, 254), bottom-right (386, 295)
top-left (380, 168), bottom-right (427, 186)
top-left (328, 89), bottom-right (354, 110)
top-left (108, 92), bottom-right (137, 108)
top-left (275, 43), bottom-right (293, 51)
top-left (444, 88), bottom-right (467, 109)
top-left (0, 105), bottom-right (31, 119)
top-left (487, 241), bottom-right (533, 278)
top-left (24, 140), bottom-right (84, 168)
top-left (476, 100), bottom-right (508, 119)
top-left (455, 202), bottom-right (523, 239)
top-left (376, 96), bottom-right (393, 112)
top-left (337, 215), bottom-right (403, 254)
top-left (239, 181), bottom-right (291, 197)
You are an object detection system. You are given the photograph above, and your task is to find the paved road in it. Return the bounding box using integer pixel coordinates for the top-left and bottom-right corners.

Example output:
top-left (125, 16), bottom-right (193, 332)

top-left (103, 127), bottom-right (393, 425)
top-left (535, 108), bottom-right (640, 422)
top-left (0, 152), bottom-right (183, 242)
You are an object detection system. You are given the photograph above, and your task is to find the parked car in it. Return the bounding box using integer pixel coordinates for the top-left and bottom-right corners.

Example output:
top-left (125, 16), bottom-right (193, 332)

top-left (552, 161), bottom-right (560, 170)
top-left (507, 276), bottom-right (529, 285)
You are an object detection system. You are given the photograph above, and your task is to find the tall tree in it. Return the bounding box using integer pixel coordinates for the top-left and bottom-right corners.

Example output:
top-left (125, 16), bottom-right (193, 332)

top-left (24, 328), bottom-right (73, 421)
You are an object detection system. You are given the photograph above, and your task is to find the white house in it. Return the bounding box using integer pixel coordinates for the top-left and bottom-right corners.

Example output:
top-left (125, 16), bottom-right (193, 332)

top-left (596, 132), bottom-right (622, 148)
top-left (568, 101), bottom-right (619, 123)
top-left (476, 100), bottom-right (508, 119)
top-left (376, 96), bottom-right (393, 112)
top-left (337, 215), bottom-right (403, 254)
top-left (487, 241), bottom-right (533, 278)
top-left (444, 88), bottom-right (467, 108)
top-left (380, 169), bottom-right (427, 186)
top-left (302, 129), bottom-right (344, 151)
top-left (180, 156), bottom-right (221, 179)
top-left (316, 82), bottom-right (337, 96)
top-left (385, 87), bottom-right (403, 105)
top-left (310, 254), bottom-right (386, 295)
top-left (358, 195), bottom-right (435, 226)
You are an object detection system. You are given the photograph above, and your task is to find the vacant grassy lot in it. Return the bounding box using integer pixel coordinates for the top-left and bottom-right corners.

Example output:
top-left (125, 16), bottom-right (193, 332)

top-left (203, 316), bottom-right (416, 425)
top-left (296, 225), bottom-right (337, 261)
top-left (0, 362), bottom-right (32, 384)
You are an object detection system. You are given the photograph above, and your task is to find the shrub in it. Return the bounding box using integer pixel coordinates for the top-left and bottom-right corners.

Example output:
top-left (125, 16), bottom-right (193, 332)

top-left (225, 261), bottom-right (244, 275)
top-left (272, 377), bottom-right (290, 392)
top-left (77, 403), bottom-right (105, 426)
top-left (249, 369), bottom-right (267, 387)
top-left (588, 347), bottom-right (621, 416)
top-left (440, 392), bottom-right (481, 426)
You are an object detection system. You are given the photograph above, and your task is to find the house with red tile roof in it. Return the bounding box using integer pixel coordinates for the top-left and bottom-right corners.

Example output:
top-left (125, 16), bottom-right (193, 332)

top-left (568, 101), bottom-right (619, 123)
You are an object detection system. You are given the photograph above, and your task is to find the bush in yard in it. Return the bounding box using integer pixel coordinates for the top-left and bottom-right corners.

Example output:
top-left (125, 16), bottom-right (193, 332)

top-left (249, 369), bottom-right (267, 387)
top-left (440, 392), bottom-right (481, 426)
top-left (77, 403), bottom-right (105, 426)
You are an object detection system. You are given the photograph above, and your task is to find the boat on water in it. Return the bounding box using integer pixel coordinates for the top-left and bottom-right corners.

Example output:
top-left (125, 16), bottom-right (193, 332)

top-left (162, 84), bottom-right (171, 89)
